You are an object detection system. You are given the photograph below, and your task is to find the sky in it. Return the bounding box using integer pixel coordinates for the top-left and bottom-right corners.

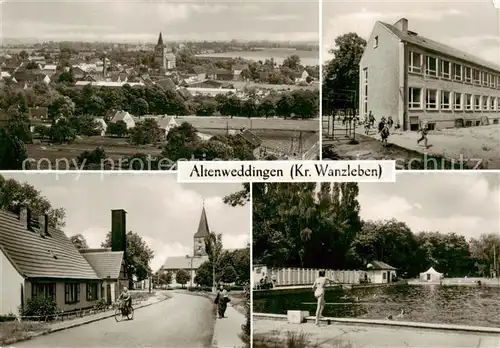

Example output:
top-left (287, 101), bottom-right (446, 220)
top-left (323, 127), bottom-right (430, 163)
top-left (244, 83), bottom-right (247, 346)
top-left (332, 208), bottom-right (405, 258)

top-left (357, 172), bottom-right (500, 240)
top-left (323, 0), bottom-right (500, 65)
top-left (1, 172), bottom-right (250, 271)
top-left (0, 0), bottom-right (319, 43)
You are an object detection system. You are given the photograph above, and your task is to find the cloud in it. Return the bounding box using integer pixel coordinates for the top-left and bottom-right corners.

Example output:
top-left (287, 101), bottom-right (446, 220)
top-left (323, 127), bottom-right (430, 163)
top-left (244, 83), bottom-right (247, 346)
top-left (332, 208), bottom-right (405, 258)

top-left (357, 173), bottom-right (500, 239)
top-left (258, 15), bottom-right (300, 21)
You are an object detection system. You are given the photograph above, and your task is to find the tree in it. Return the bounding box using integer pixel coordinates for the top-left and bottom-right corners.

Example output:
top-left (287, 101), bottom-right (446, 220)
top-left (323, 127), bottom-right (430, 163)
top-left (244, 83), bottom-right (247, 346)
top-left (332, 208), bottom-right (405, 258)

top-left (175, 269), bottom-right (190, 288)
top-left (76, 147), bottom-right (107, 169)
top-left (194, 261), bottom-right (213, 286)
top-left (223, 183), bottom-right (250, 207)
top-left (131, 98), bottom-right (149, 116)
top-left (282, 54), bottom-right (302, 71)
top-left (101, 230), bottom-right (154, 287)
top-left (155, 270), bottom-right (173, 287)
top-left (0, 174), bottom-right (66, 228)
top-left (204, 232), bottom-right (224, 291)
top-left (323, 33), bottom-right (367, 114)
top-left (0, 128), bottom-right (28, 170)
top-left (70, 234), bottom-right (89, 250)
top-left (106, 121), bottom-right (128, 138)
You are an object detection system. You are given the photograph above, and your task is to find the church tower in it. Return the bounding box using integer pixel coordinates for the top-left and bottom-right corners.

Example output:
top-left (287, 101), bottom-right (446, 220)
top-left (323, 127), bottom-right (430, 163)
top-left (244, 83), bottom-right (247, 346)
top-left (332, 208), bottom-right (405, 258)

top-left (193, 204), bottom-right (210, 257)
top-left (154, 32), bottom-right (167, 71)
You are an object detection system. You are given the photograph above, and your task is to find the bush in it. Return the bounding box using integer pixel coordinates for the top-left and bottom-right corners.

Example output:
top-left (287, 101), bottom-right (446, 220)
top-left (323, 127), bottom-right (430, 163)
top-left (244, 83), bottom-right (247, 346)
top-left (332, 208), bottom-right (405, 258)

top-left (0, 313), bottom-right (16, 322)
top-left (20, 296), bottom-right (58, 321)
top-left (93, 299), bottom-right (108, 311)
top-left (240, 282), bottom-right (250, 345)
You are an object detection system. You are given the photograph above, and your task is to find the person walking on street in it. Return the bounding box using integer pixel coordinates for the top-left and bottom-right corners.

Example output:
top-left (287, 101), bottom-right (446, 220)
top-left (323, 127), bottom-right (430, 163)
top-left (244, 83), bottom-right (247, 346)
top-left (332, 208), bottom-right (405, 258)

top-left (214, 284), bottom-right (230, 318)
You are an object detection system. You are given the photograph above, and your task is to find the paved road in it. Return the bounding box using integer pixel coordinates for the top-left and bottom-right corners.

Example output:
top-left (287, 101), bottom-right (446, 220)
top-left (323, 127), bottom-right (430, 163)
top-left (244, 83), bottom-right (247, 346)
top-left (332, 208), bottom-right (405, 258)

top-left (15, 292), bottom-right (214, 348)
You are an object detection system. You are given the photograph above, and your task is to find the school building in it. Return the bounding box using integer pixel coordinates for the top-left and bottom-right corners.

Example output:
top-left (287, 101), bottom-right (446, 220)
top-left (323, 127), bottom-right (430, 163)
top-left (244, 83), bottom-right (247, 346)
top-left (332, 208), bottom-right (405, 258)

top-left (359, 18), bottom-right (500, 131)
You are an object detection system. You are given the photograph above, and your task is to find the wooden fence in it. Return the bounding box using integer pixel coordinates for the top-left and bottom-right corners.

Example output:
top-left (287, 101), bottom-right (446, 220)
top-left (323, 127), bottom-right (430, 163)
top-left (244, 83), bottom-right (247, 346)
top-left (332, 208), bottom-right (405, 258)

top-left (268, 268), bottom-right (362, 286)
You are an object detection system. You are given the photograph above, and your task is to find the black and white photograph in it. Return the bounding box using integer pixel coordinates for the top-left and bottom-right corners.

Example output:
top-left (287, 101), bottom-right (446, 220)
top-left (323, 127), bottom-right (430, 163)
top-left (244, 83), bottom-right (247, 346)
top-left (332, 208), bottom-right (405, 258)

top-left (322, 0), bottom-right (500, 169)
top-left (0, 173), bottom-right (250, 347)
top-left (0, 0), bottom-right (319, 171)
top-left (252, 173), bottom-right (500, 347)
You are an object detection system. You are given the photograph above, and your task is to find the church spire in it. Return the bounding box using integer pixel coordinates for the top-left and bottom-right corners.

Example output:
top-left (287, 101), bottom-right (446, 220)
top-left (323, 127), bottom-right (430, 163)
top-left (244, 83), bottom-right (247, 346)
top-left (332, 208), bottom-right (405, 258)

top-left (157, 32), bottom-right (164, 46)
top-left (194, 205), bottom-right (210, 238)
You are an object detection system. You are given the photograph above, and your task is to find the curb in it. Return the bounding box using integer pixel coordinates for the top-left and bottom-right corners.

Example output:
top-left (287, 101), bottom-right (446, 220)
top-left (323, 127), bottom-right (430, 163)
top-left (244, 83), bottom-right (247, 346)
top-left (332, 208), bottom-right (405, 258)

top-left (253, 313), bottom-right (500, 335)
top-left (2, 298), bottom-right (169, 346)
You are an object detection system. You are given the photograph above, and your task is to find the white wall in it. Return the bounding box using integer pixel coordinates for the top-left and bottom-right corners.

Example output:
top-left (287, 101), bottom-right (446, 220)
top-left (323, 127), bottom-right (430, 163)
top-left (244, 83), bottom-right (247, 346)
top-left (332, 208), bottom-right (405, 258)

top-left (0, 250), bottom-right (23, 315)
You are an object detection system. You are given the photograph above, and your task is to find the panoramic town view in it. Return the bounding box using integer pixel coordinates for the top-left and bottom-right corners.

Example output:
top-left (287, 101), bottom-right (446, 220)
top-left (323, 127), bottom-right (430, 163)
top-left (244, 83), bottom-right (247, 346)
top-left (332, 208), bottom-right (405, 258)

top-left (0, 173), bottom-right (250, 347)
top-left (252, 173), bottom-right (500, 347)
top-left (0, 1), bottom-right (320, 170)
top-left (322, 1), bottom-right (500, 169)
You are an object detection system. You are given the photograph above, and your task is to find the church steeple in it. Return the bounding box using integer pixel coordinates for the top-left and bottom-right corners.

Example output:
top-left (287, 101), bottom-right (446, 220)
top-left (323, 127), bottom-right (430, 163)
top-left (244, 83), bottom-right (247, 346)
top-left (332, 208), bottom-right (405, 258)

top-left (193, 204), bottom-right (210, 257)
top-left (157, 32), bottom-right (164, 46)
top-left (194, 205), bottom-right (210, 239)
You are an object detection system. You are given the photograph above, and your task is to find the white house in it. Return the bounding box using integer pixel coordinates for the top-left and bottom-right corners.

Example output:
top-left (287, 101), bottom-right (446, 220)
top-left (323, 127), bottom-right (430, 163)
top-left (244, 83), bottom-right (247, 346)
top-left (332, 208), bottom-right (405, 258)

top-left (110, 111), bottom-right (135, 129)
top-left (366, 261), bottom-right (397, 284)
top-left (419, 267), bottom-right (443, 283)
top-left (94, 117), bottom-right (107, 136)
top-left (252, 264), bottom-right (269, 287)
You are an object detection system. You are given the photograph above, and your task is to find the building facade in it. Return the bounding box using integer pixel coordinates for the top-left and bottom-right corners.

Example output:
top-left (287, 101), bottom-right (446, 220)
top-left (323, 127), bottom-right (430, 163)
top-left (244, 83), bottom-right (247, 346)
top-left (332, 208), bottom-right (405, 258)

top-left (359, 18), bottom-right (500, 130)
top-left (161, 205), bottom-right (211, 287)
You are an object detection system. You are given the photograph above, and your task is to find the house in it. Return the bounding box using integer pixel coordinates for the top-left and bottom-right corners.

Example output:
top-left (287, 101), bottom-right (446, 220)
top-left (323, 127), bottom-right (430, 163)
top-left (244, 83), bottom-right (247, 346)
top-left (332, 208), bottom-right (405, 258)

top-left (359, 18), bottom-right (500, 130)
top-left (74, 81), bottom-right (144, 88)
top-left (156, 116), bottom-right (178, 136)
top-left (72, 67), bottom-right (86, 80)
top-left (419, 267), bottom-right (443, 283)
top-left (188, 66), bottom-right (206, 81)
top-left (207, 69), bottom-right (234, 81)
top-left (232, 64), bottom-right (249, 81)
top-left (236, 129), bottom-right (262, 149)
top-left (41, 64), bottom-right (58, 77)
top-left (79, 244), bottom-right (127, 305)
top-left (295, 70), bottom-right (309, 83)
top-left (365, 261), bottom-right (397, 283)
top-left (0, 207), bottom-right (100, 316)
top-left (110, 111), bottom-right (135, 129)
top-left (29, 106), bottom-right (48, 120)
top-left (156, 78), bottom-right (176, 91)
top-left (160, 206), bottom-right (211, 287)
top-left (94, 117), bottom-right (107, 136)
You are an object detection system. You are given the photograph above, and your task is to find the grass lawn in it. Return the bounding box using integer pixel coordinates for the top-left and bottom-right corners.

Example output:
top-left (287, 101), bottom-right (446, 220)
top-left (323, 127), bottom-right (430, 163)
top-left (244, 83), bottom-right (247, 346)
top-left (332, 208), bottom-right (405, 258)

top-left (0, 321), bottom-right (46, 345)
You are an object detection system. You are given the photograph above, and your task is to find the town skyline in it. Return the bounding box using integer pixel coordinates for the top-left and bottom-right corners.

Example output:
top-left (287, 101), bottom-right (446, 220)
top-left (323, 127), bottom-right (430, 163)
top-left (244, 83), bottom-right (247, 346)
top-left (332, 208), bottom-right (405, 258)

top-left (0, 173), bottom-right (250, 271)
top-left (323, 0), bottom-right (500, 65)
top-left (1, 0), bottom-right (319, 43)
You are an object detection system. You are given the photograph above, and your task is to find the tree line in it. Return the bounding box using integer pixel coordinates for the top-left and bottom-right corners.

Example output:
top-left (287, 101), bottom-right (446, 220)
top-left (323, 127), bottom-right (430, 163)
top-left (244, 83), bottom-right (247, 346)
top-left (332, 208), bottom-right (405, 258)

top-left (252, 183), bottom-right (500, 278)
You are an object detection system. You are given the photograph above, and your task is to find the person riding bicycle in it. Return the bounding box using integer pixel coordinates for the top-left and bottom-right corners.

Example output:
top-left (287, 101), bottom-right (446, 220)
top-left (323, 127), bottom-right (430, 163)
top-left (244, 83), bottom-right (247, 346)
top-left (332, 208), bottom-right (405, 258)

top-left (118, 287), bottom-right (132, 315)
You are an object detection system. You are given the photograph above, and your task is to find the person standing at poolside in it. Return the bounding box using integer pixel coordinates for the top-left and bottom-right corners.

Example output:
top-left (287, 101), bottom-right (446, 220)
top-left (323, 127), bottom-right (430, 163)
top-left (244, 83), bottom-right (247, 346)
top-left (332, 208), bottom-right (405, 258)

top-left (312, 270), bottom-right (331, 326)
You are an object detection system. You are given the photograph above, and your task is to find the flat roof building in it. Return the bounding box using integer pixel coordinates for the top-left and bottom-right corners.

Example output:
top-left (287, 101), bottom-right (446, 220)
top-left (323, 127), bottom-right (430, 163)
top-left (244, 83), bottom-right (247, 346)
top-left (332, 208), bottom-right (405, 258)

top-left (359, 18), bottom-right (500, 131)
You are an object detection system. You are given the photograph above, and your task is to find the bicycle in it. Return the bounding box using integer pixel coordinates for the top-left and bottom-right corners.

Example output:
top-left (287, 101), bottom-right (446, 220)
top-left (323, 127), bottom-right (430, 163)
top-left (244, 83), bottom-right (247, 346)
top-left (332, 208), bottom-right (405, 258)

top-left (114, 301), bottom-right (134, 322)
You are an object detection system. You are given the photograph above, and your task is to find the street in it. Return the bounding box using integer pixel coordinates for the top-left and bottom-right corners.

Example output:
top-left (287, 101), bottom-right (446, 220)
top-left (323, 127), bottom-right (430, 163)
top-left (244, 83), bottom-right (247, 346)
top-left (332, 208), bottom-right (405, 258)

top-left (14, 292), bottom-right (215, 348)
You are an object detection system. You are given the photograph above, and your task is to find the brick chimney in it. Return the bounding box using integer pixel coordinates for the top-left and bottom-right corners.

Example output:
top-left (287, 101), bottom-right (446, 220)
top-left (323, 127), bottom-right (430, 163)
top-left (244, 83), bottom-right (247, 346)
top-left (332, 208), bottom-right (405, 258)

top-left (19, 207), bottom-right (31, 230)
top-left (111, 209), bottom-right (127, 253)
top-left (38, 214), bottom-right (49, 236)
top-left (394, 18), bottom-right (408, 33)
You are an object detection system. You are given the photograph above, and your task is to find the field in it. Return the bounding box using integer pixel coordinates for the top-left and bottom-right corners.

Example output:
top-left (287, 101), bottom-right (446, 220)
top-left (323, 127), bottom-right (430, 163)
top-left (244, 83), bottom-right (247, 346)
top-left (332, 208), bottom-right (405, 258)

top-left (228, 80), bottom-right (318, 91)
top-left (195, 48), bottom-right (319, 66)
top-left (323, 123), bottom-right (500, 169)
top-left (177, 116), bottom-right (319, 132)
top-left (26, 136), bottom-right (162, 170)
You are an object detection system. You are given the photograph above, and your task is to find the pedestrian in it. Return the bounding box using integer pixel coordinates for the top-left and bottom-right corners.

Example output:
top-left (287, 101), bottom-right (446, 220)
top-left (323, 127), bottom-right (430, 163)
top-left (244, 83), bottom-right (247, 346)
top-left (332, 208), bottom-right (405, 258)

top-left (387, 116), bottom-right (394, 129)
top-left (417, 121), bottom-right (429, 148)
top-left (312, 270), bottom-right (331, 326)
top-left (380, 123), bottom-right (390, 147)
top-left (215, 284), bottom-right (230, 318)
top-left (368, 111), bottom-right (375, 127)
top-left (378, 117), bottom-right (386, 141)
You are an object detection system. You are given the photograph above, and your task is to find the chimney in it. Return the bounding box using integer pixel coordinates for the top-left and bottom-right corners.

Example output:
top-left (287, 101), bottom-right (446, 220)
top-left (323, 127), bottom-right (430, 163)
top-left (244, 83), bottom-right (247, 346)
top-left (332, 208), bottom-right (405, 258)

top-left (111, 209), bottom-right (127, 253)
top-left (38, 214), bottom-right (49, 236)
top-left (19, 207), bottom-right (31, 230)
top-left (394, 18), bottom-right (408, 33)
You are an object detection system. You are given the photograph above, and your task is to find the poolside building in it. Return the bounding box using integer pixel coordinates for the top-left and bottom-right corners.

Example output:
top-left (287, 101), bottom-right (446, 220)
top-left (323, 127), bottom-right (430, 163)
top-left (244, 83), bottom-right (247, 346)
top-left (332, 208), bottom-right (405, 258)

top-left (359, 18), bottom-right (500, 131)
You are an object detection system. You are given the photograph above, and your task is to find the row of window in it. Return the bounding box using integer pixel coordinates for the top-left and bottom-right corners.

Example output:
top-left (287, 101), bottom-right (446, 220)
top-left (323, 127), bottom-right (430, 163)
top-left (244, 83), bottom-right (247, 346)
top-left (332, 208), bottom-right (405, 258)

top-left (409, 51), bottom-right (500, 90)
top-left (409, 87), bottom-right (500, 111)
top-left (32, 283), bottom-right (99, 304)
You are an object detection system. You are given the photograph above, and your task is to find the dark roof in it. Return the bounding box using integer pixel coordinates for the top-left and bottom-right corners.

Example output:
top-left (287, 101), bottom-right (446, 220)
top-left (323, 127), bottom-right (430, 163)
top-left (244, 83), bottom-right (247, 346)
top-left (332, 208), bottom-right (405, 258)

top-left (369, 260), bottom-right (397, 270)
top-left (232, 64), bottom-right (249, 71)
top-left (177, 87), bottom-right (192, 100)
top-left (80, 250), bottom-right (124, 279)
top-left (210, 68), bottom-right (232, 75)
top-left (156, 78), bottom-right (176, 90)
top-left (0, 210), bottom-right (99, 279)
top-left (29, 107), bottom-right (48, 119)
top-left (238, 129), bottom-right (262, 147)
top-left (379, 21), bottom-right (500, 72)
top-left (193, 206), bottom-right (210, 238)
top-left (157, 32), bottom-right (164, 46)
